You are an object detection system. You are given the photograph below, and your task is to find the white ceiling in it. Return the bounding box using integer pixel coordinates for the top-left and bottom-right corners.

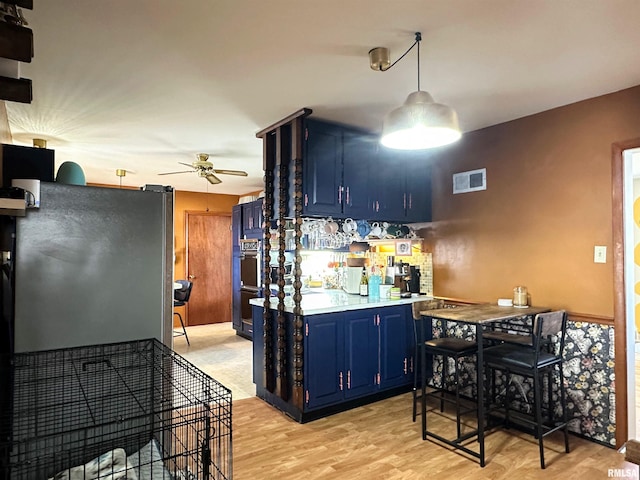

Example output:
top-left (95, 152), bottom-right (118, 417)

top-left (6, 0), bottom-right (640, 194)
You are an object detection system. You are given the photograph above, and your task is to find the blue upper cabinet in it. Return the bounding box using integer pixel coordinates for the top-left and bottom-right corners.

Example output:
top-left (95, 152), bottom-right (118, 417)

top-left (371, 147), bottom-right (406, 221)
top-left (372, 148), bottom-right (432, 223)
top-left (301, 117), bottom-right (431, 222)
top-left (342, 131), bottom-right (377, 218)
top-left (241, 198), bottom-right (263, 239)
top-left (303, 119), bottom-right (343, 216)
top-left (403, 150), bottom-right (432, 223)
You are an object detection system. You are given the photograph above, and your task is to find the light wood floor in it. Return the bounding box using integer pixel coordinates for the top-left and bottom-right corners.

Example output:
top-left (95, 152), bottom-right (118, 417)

top-left (172, 322), bottom-right (255, 399)
top-left (233, 393), bottom-right (636, 480)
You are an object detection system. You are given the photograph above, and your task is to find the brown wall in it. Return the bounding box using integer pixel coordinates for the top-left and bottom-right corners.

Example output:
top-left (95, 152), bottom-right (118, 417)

top-left (423, 85), bottom-right (640, 317)
top-left (173, 191), bottom-right (239, 279)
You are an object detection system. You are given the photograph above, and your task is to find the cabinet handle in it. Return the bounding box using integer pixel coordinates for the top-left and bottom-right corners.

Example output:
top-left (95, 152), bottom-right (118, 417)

top-left (346, 186), bottom-right (350, 206)
top-left (403, 193), bottom-right (406, 209)
top-left (347, 370), bottom-right (351, 389)
top-left (410, 356), bottom-right (414, 373)
top-left (404, 358), bottom-right (408, 375)
top-left (339, 371), bottom-right (343, 390)
top-left (304, 194), bottom-right (308, 207)
top-left (409, 193), bottom-right (412, 209)
top-left (338, 185), bottom-right (342, 204)
top-left (376, 200), bottom-right (379, 212)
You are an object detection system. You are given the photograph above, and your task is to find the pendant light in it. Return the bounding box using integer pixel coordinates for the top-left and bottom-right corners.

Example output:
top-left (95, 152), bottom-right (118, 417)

top-left (371, 32), bottom-right (461, 150)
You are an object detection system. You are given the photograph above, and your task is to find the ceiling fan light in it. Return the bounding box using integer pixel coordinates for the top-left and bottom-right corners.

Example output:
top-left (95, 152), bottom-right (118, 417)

top-left (381, 90), bottom-right (461, 150)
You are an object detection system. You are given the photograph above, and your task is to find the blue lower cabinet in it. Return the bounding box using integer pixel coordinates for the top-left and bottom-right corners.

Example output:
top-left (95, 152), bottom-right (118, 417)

top-left (303, 306), bottom-right (413, 411)
top-left (379, 305), bottom-right (414, 389)
top-left (343, 310), bottom-right (378, 399)
top-left (304, 313), bottom-right (345, 409)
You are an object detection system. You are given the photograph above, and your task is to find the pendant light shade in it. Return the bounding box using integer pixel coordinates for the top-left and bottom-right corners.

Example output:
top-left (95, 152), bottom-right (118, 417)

top-left (372, 32), bottom-right (462, 150)
top-left (381, 91), bottom-right (461, 149)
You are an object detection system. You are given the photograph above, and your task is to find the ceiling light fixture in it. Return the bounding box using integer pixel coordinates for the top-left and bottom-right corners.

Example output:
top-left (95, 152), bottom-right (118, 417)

top-left (370, 32), bottom-right (461, 150)
top-left (116, 168), bottom-right (126, 188)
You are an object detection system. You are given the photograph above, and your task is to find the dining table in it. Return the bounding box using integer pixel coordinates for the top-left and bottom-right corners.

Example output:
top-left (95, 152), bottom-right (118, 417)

top-left (418, 303), bottom-right (551, 467)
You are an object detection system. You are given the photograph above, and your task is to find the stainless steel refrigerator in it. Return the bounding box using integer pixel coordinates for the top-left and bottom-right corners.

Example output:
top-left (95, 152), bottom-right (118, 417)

top-left (12, 183), bottom-right (174, 353)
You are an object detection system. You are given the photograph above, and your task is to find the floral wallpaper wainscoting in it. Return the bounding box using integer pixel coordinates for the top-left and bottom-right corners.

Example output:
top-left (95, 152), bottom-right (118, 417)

top-left (426, 318), bottom-right (616, 446)
top-left (563, 321), bottom-right (616, 446)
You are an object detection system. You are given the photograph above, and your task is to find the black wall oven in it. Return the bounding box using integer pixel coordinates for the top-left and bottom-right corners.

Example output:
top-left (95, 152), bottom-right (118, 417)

top-left (239, 239), bottom-right (261, 336)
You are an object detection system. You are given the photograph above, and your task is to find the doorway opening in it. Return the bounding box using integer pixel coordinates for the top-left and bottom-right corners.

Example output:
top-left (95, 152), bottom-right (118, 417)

top-left (623, 147), bottom-right (640, 440)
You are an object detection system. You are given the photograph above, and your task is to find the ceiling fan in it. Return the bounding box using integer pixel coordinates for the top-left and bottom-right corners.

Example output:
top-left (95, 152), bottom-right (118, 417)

top-left (158, 153), bottom-right (248, 184)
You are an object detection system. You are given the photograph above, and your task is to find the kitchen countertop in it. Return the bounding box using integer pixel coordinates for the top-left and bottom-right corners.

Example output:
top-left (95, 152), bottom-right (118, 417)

top-left (249, 288), bottom-right (435, 315)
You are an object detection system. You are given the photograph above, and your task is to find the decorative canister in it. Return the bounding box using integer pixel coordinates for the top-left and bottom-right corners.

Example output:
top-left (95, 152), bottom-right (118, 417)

top-left (513, 286), bottom-right (528, 307)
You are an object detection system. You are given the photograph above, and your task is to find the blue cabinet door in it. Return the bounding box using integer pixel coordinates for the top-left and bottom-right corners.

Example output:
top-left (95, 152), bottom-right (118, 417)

top-left (303, 119), bottom-right (343, 216)
top-left (304, 313), bottom-right (345, 409)
top-left (404, 151), bottom-right (432, 223)
top-left (242, 199), bottom-right (264, 238)
top-left (379, 305), bottom-right (413, 389)
top-left (343, 310), bottom-right (378, 399)
top-left (342, 131), bottom-right (375, 218)
top-left (373, 149), bottom-right (406, 221)
top-left (252, 198), bottom-right (263, 232)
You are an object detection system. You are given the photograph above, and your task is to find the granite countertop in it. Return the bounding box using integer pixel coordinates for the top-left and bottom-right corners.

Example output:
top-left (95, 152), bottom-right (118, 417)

top-left (249, 288), bottom-right (435, 315)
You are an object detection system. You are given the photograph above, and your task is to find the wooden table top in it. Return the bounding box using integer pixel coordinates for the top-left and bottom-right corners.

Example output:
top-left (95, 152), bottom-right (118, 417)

top-left (419, 304), bottom-right (551, 325)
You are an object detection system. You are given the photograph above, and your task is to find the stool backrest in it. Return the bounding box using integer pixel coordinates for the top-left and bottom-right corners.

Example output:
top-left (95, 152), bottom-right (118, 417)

top-left (532, 310), bottom-right (567, 356)
top-left (411, 299), bottom-right (444, 320)
top-left (174, 280), bottom-right (193, 303)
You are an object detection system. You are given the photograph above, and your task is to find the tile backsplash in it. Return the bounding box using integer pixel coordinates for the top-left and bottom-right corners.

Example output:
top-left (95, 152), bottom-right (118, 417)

top-left (370, 251), bottom-right (433, 295)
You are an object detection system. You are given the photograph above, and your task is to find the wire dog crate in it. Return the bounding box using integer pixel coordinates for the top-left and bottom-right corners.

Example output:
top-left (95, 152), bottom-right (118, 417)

top-left (0, 338), bottom-right (232, 479)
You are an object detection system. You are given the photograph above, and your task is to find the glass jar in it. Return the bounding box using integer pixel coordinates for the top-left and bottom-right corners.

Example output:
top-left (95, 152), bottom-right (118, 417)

top-left (513, 286), bottom-right (528, 307)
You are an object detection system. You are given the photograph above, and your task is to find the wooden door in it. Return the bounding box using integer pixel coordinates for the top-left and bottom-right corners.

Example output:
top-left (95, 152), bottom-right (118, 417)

top-left (185, 212), bottom-right (231, 325)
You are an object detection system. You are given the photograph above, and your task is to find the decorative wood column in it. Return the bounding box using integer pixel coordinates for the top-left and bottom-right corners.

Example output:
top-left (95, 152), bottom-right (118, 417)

top-left (256, 108), bottom-right (311, 406)
top-left (290, 116), bottom-right (305, 408)
top-left (275, 125), bottom-right (289, 399)
top-left (261, 133), bottom-right (275, 393)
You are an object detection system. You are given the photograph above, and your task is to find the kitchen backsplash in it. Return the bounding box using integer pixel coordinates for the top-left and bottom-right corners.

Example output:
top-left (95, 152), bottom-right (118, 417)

top-left (299, 250), bottom-right (433, 295)
top-left (370, 251), bottom-right (433, 295)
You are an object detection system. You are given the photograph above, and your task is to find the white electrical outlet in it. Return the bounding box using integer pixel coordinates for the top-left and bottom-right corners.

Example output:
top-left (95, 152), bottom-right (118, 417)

top-left (594, 246), bottom-right (607, 263)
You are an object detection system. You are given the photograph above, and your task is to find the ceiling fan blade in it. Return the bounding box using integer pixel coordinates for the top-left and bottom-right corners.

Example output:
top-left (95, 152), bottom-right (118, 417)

top-left (206, 173), bottom-right (222, 185)
top-left (178, 162), bottom-right (197, 169)
top-left (158, 170), bottom-right (194, 175)
top-left (212, 169), bottom-right (248, 176)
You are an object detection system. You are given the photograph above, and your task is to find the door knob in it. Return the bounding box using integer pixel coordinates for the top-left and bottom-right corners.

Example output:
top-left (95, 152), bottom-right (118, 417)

top-left (188, 274), bottom-right (196, 280)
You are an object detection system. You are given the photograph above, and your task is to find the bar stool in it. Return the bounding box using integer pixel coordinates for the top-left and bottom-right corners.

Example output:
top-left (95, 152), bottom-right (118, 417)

top-left (173, 280), bottom-right (193, 346)
top-left (484, 310), bottom-right (570, 469)
top-left (412, 303), bottom-right (477, 440)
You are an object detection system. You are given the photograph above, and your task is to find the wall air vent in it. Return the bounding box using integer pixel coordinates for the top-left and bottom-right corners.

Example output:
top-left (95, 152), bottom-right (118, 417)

top-left (453, 168), bottom-right (486, 194)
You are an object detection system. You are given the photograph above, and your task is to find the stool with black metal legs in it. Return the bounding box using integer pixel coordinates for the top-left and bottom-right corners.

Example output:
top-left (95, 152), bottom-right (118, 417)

top-left (416, 309), bottom-right (478, 440)
top-left (173, 279), bottom-right (193, 346)
top-left (484, 310), bottom-right (570, 469)
top-left (411, 300), bottom-right (443, 422)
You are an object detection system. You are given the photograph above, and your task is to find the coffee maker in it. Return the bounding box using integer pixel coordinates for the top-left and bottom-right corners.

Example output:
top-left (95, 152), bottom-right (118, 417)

top-left (407, 266), bottom-right (421, 293)
top-left (393, 261), bottom-right (410, 293)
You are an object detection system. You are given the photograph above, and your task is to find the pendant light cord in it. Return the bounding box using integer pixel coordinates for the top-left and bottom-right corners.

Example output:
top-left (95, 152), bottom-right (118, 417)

top-left (382, 32), bottom-right (422, 92)
top-left (416, 33), bottom-right (421, 91)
